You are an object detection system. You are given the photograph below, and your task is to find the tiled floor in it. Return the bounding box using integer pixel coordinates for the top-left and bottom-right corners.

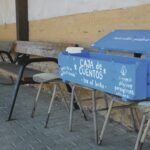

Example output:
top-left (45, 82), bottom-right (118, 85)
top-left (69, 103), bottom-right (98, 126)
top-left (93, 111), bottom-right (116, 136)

top-left (0, 76), bottom-right (149, 150)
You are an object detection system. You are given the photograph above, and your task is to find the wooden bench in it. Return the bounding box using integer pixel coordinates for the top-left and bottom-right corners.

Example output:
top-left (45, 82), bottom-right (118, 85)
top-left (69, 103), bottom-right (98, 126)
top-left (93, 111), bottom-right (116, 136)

top-left (0, 41), bottom-right (76, 120)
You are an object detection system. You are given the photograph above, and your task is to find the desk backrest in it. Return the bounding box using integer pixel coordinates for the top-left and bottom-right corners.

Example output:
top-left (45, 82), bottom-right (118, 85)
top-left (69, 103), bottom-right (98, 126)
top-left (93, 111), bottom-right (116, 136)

top-left (0, 41), bottom-right (15, 53)
top-left (15, 41), bottom-right (76, 58)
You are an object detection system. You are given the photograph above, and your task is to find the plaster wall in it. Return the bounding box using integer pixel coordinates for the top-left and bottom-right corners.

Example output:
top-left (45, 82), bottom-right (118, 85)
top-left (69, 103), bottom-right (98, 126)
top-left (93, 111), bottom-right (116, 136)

top-left (0, 0), bottom-right (150, 24)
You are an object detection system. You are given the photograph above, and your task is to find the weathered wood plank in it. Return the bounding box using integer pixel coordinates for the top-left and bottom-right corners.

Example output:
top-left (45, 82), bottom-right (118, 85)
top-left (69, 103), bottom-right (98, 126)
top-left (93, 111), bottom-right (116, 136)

top-left (15, 41), bottom-right (76, 57)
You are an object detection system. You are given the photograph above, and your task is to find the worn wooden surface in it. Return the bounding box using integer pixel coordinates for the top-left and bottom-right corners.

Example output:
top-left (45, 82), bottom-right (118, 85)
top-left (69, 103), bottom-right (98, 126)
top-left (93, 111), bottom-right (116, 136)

top-left (15, 41), bottom-right (75, 57)
top-left (0, 41), bottom-right (75, 82)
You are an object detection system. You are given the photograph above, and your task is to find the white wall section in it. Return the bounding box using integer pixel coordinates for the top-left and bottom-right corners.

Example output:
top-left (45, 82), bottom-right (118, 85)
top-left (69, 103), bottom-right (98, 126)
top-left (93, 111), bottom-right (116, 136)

top-left (28, 0), bottom-right (150, 20)
top-left (0, 0), bottom-right (150, 24)
top-left (0, 0), bottom-right (15, 24)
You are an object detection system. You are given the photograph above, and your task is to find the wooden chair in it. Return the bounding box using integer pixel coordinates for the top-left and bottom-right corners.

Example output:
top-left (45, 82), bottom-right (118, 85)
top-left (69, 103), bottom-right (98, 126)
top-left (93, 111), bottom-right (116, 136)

top-left (31, 71), bottom-right (70, 128)
top-left (31, 72), bottom-right (87, 128)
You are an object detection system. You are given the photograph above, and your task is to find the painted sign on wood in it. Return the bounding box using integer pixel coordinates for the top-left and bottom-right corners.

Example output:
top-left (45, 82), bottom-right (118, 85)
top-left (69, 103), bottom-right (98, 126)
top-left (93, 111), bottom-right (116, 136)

top-left (59, 51), bottom-right (147, 101)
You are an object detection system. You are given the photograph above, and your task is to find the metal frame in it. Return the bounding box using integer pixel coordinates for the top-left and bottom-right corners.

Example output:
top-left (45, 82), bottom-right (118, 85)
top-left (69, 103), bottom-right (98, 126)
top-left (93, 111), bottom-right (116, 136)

top-left (0, 51), bottom-right (14, 63)
top-left (134, 115), bottom-right (150, 150)
top-left (31, 81), bottom-right (69, 128)
top-left (98, 94), bottom-right (138, 145)
top-left (8, 55), bottom-right (57, 120)
top-left (69, 85), bottom-right (104, 144)
top-left (69, 85), bottom-right (88, 131)
top-left (69, 86), bottom-right (139, 145)
top-left (7, 54), bottom-right (80, 121)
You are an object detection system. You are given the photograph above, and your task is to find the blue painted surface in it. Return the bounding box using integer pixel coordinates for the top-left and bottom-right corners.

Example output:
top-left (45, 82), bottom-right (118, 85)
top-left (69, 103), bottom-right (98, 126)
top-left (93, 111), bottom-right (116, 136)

top-left (59, 30), bottom-right (150, 101)
top-left (58, 51), bottom-right (148, 101)
top-left (91, 30), bottom-right (150, 54)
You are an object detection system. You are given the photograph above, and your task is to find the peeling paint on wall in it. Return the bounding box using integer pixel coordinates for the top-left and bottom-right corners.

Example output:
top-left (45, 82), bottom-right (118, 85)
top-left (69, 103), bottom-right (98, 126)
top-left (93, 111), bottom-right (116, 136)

top-left (0, 0), bottom-right (150, 24)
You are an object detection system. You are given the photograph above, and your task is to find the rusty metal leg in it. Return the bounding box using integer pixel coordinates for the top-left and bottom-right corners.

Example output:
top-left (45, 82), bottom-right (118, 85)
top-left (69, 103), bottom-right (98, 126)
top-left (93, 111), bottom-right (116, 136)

top-left (31, 83), bottom-right (43, 118)
top-left (138, 118), bottom-right (150, 150)
top-left (92, 90), bottom-right (98, 144)
top-left (98, 98), bottom-right (114, 145)
top-left (134, 115), bottom-right (146, 150)
top-left (69, 85), bottom-right (75, 132)
top-left (8, 65), bottom-right (25, 121)
top-left (45, 84), bottom-right (57, 128)
top-left (74, 91), bottom-right (88, 121)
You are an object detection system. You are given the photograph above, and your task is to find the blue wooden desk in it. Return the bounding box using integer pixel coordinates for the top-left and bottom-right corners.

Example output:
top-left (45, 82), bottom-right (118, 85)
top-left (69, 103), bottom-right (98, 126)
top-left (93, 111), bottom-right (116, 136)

top-left (58, 30), bottom-right (150, 144)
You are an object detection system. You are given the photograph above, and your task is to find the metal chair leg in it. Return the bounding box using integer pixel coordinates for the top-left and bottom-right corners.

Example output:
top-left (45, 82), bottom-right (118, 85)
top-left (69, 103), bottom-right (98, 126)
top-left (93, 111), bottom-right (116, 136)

top-left (45, 84), bottom-right (57, 128)
top-left (74, 91), bottom-right (88, 121)
top-left (65, 83), bottom-right (79, 109)
top-left (98, 98), bottom-right (114, 145)
top-left (134, 115), bottom-right (146, 150)
top-left (69, 85), bottom-right (75, 131)
top-left (138, 118), bottom-right (150, 150)
top-left (57, 83), bottom-right (69, 112)
top-left (92, 90), bottom-right (98, 144)
top-left (31, 83), bottom-right (43, 118)
top-left (8, 65), bottom-right (25, 121)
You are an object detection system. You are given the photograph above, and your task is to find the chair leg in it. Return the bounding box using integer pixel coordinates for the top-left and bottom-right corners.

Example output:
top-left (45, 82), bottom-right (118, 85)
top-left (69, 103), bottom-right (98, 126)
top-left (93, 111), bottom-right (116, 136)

top-left (104, 94), bottom-right (109, 109)
top-left (8, 65), bottom-right (25, 121)
top-left (138, 118), bottom-right (150, 150)
top-left (45, 84), bottom-right (57, 128)
top-left (69, 85), bottom-right (75, 131)
top-left (74, 91), bottom-right (88, 121)
top-left (57, 83), bottom-right (69, 112)
top-left (92, 90), bottom-right (98, 144)
top-left (98, 98), bottom-right (114, 145)
top-left (31, 83), bottom-right (43, 118)
top-left (130, 107), bottom-right (138, 132)
top-left (65, 83), bottom-right (79, 109)
top-left (134, 115), bottom-right (146, 150)
top-left (134, 108), bottom-right (141, 129)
